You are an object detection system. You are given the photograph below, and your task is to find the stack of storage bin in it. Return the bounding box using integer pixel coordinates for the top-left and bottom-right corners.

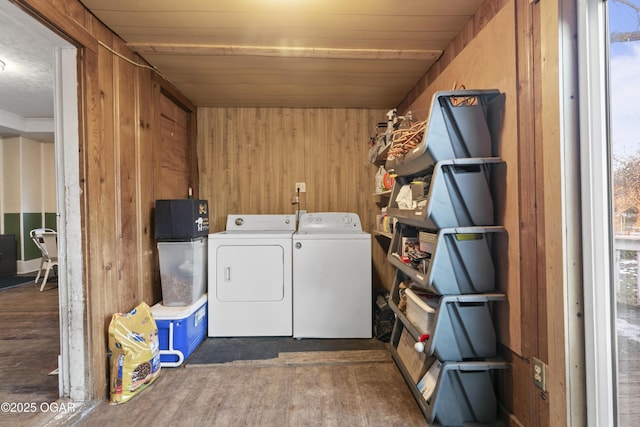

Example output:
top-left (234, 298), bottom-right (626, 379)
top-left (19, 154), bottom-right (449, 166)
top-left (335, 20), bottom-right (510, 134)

top-left (153, 199), bottom-right (209, 367)
top-left (384, 90), bottom-right (508, 426)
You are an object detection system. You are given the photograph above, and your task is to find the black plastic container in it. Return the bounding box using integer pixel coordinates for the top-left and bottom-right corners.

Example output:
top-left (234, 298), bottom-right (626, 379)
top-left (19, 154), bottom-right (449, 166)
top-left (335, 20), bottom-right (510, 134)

top-left (155, 199), bottom-right (209, 240)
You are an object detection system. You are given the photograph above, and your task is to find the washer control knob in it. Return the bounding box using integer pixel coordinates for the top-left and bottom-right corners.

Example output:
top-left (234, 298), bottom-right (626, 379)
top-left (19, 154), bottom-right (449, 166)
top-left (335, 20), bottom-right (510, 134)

top-left (235, 218), bottom-right (244, 226)
top-left (295, 242), bottom-right (302, 249)
top-left (343, 216), bottom-right (353, 224)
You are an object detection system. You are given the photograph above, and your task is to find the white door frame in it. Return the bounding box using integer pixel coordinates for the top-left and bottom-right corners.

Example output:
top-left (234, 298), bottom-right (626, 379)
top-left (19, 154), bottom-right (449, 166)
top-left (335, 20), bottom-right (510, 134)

top-left (53, 46), bottom-right (90, 401)
top-left (577, 0), bottom-right (617, 425)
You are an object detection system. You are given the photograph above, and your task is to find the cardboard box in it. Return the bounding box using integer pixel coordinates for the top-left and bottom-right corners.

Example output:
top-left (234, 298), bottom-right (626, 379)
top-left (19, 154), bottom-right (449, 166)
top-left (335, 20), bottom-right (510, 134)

top-left (410, 181), bottom-right (427, 200)
top-left (396, 328), bottom-right (434, 383)
top-left (418, 231), bottom-right (437, 255)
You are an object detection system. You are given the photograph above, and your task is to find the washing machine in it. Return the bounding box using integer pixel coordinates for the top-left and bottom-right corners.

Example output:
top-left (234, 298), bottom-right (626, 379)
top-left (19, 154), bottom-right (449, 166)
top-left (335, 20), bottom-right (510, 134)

top-left (208, 214), bottom-right (296, 336)
top-left (293, 212), bottom-right (372, 338)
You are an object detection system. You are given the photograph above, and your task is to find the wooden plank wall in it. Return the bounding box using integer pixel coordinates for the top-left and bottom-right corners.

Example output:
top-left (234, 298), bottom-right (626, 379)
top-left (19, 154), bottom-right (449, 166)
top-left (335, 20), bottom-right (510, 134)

top-left (15, 0), bottom-right (197, 399)
top-left (157, 94), bottom-right (191, 199)
top-left (197, 107), bottom-right (395, 290)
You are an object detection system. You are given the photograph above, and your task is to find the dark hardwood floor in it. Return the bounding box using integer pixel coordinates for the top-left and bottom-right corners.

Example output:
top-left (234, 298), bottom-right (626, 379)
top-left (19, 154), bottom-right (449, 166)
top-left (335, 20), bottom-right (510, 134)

top-left (0, 279), bottom-right (59, 427)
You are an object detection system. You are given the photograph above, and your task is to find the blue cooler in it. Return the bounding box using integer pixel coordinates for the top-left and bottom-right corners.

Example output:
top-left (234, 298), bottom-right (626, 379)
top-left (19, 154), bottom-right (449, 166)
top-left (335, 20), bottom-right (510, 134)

top-left (151, 294), bottom-right (208, 367)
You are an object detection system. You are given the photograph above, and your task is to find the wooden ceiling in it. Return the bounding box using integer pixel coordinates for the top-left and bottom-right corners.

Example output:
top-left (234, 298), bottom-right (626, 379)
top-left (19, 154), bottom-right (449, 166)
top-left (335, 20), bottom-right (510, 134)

top-left (81, 0), bottom-right (486, 108)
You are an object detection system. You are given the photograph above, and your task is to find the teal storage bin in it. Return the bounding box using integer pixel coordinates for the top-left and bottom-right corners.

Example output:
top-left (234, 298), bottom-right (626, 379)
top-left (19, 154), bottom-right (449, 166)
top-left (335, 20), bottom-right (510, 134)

top-left (386, 89), bottom-right (503, 176)
top-left (388, 224), bottom-right (506, 294)
top-left (404, 291), bottom-right (506, 361)
top-left (417, 360), bottom-right (508, 426)
top-left (386, 158), bottom-right (504, 230)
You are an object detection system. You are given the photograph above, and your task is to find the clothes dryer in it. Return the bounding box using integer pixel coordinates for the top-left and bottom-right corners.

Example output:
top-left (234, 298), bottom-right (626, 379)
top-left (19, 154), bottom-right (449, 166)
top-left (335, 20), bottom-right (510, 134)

top-left (208, 214), bottom-right (295, 336)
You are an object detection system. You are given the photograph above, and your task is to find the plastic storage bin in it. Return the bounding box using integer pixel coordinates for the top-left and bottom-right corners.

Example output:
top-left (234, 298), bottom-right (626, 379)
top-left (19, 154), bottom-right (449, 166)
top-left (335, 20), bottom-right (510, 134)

top-left (417, 360), bottom-right (508, 426)
top-left (386, 89), bottom-right (503, 176)
top-left (151, 294), bottom-right (208, 367)
top-left (155, 199), bottom-right (209, 239)
top-left (157, 237), bottom-right (207, 306)
top-left (404, 289), bottom-right (437, 335)
top-left (386, 158), bottom-right (503, 229)
top-left (403, 289), bottom-right (506, 361)
top-left (388, 225), bottom-right (505, 294)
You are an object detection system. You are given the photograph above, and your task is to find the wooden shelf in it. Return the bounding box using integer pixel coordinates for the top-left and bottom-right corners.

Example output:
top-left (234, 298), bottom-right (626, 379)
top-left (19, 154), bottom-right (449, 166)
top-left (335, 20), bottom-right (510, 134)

top-left (373, 230), bottom-right (393, 240)
top-left (372, 142), bottom-right (391, 166)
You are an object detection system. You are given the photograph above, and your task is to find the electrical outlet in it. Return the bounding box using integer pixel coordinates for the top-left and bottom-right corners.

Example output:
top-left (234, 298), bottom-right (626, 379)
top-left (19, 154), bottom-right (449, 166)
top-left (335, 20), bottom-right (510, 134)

top-left (295, 182), bottom-right (306, 193)
top-left (532, 357), bottom-right (546, 391)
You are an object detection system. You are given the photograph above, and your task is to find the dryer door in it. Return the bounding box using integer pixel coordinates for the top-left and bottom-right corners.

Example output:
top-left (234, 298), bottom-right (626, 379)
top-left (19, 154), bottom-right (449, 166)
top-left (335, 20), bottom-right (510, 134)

top-left (216, 244), bottom-right (285, 302)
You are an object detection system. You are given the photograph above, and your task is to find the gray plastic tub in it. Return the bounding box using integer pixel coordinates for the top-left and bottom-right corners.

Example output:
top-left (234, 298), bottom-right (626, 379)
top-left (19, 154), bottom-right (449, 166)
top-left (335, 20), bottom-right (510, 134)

top-left (386, 158), bottom-right (504, 229)
top-left (402, 292), bottom-right (506, 361)
top-left (386, 89), bottom-right (503, 176)
top-left (388, 225), bottom-right (506, 294)
top-left (418, 360), bottom-right (509, 426)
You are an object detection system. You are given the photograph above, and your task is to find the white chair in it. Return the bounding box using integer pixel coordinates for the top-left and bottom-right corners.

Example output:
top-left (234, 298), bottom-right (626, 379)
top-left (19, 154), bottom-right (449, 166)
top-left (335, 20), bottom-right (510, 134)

top-left (30, 228), bottom-right (58, 291)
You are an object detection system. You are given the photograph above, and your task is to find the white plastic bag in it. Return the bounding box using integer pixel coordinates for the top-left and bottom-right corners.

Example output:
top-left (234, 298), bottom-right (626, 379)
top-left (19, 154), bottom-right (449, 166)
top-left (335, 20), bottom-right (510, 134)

top-left (374, 166), bottom-right (386, 193)
top-left (396, 185), bottom-right (416, 209)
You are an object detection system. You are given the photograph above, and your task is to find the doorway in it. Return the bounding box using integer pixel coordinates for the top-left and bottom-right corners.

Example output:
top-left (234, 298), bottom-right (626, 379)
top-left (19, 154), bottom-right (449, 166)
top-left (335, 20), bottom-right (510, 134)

top-left (579, 0), bottom-right (640, 425)
top-left (608, 0), bottom-right (640, 425)
top-left (0, 0), bottom-right (87, 407)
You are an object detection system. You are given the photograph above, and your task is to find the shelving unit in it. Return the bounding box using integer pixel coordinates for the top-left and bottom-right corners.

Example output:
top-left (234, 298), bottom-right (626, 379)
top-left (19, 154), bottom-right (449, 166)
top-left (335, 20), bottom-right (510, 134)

top-left (373, 190), bottom-right (393, 197)
top-left (373, 230), bottom-right (393, 240)
top-left (371, 125), bottom-right (396, 241)
top-left (381, 89), bottom-right (508, 425)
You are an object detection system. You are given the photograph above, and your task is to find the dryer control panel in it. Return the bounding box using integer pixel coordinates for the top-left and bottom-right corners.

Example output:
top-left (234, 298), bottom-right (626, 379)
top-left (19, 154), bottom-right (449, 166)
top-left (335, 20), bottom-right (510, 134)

top-left (225, 214), bottom-right (296, 232)
top-left (298, 212), bottom-right (363, 233)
